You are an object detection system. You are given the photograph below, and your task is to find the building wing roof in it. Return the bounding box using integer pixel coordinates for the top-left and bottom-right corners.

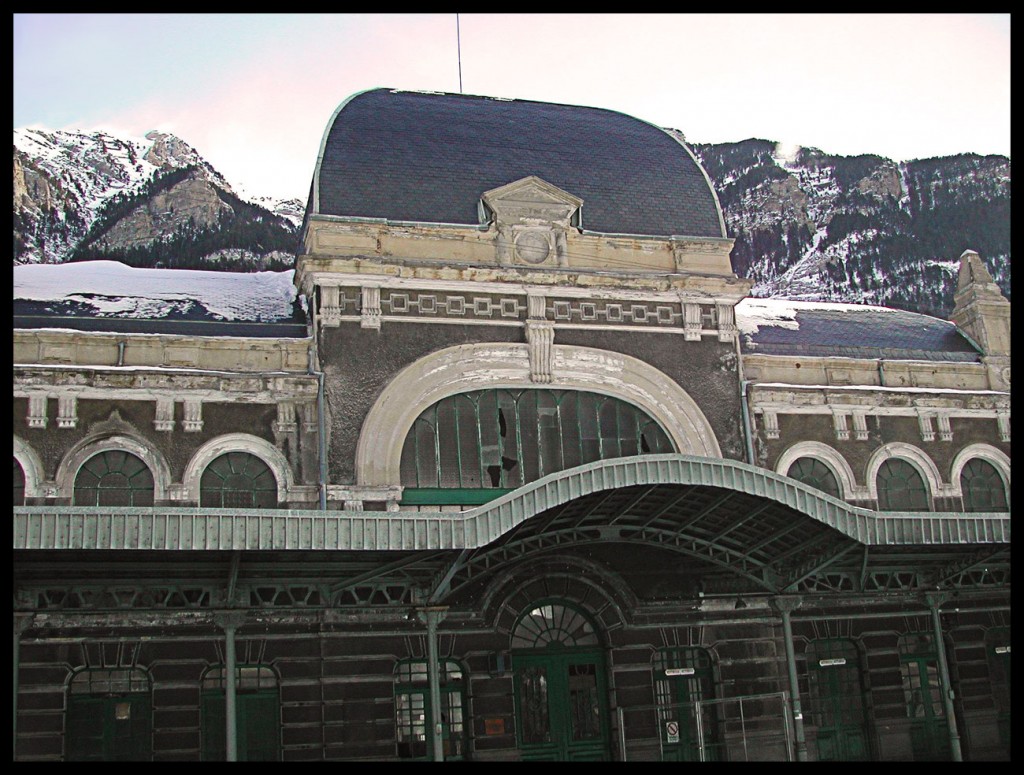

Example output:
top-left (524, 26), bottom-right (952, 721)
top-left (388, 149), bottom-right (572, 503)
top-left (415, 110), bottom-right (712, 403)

top-left (736, 298), bottom-right (981, 361)
top-left (312, 88), bottom-right (725, 239)
top-left (13, 261), bottom-right (308, 338)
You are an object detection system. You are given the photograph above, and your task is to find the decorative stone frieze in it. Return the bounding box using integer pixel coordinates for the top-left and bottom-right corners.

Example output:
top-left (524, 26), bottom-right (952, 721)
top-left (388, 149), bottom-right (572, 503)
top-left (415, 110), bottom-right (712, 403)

top-left (716, 303), bottom-right (737, 342)
top-left (56, 395), bottom-right (78, 429)
top-left (27, 395), bottom-right (48, 429)
top-left (183, 399), bottom-right (203, 432)
top-left (360, 286), bottom-right (382, 330)
top-left (525, 320), bottom-right (555, 384)
top-left (154, 398), bottom-right (175, 432)
top-left (684, 303), bottom-right (702, 341)
top-left (996, 413), bottom-right (1010, 443)
top-left (831, 411), bottom-right (850, 441)
top-left (320, 285), bottom-right (342, 327)
top-left (917, 412), bottom-right (936, 442)
top-left (851, 411), bottom-right (869, 441)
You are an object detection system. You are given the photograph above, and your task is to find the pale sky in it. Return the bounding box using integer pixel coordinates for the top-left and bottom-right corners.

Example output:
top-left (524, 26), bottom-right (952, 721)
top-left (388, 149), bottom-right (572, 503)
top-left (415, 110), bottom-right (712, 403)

top-left (13, 13), bottom-right (1011, 201)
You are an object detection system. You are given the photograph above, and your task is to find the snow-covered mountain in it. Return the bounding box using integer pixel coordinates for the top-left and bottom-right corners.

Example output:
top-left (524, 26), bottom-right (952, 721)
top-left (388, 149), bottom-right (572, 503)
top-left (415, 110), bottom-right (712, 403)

top-left (13, 127), bottom-right (304, 269)
top-left (13, 126), bottom-right (1010, 318)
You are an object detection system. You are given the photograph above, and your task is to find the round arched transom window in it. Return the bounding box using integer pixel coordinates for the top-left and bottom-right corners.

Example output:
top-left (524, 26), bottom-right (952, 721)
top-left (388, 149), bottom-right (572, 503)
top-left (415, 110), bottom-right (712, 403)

top-left (876, 458), bottom-right (929, 511)
top-left (200, 452), bottom-right (278, 509)
top-left (786, 457), bottom-right (841, 499)
top-left (73, 450), bottom-right (155, 507)
top-left (960, 458), bottom-right (1009, 512)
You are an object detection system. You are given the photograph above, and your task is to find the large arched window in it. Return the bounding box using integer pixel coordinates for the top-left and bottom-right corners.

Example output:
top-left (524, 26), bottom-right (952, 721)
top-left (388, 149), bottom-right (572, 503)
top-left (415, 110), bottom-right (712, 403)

top-left (14, 458), bottom-right (26, 506)
top-left (400, 388), bottom-right (674, 503)
top-left (959, 458), bottom-right (1009, 512)
top-left (73, 450), bottom-right (154, 507)
top-left (200, 452), bottom-right (278, 508)
top-left (786, 457), bottom-right (841, 499)
top-left (876, 458), bottom-right (929, 511)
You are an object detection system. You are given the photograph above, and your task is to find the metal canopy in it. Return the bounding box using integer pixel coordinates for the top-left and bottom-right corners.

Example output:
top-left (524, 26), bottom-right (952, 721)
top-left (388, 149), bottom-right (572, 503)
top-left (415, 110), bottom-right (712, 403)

top-left (15, 456), bottom-right (1009, 604)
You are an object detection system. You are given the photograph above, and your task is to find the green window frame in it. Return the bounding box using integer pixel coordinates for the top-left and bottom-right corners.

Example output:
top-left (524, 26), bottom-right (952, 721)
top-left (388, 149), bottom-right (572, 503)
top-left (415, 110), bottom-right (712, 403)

top-left (787, 457), bottom-right (842, 499)
top-left (400, 388), bottom-right (674, 504)
top-left (394, 658), bottom-right (467, 760)
top-left (200, 451), bottom-right (278, 509)
top-left (802, 639), bottom-right (870, 761)
top-left (876, 458), bottom-right (929, 511)
top-left (73, 450), bottom-right (155, 507)
top-left (959, 458), bottom-right (1009, 512)
top-left (14, 457), bottom-right (26, 506)
top-left (65, 667), bottom-right (152, 762)
top-left (511, 601), bottom-right (601, 650)
top-left (200, 664), bottom-right (280, 762)
top-left (898, 633), bottom-right (950, 761)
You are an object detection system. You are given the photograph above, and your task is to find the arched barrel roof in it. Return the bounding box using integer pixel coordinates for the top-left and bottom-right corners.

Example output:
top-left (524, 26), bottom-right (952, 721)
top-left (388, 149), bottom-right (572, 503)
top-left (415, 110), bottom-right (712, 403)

top-left (311, 88), bottom-right (726, 239)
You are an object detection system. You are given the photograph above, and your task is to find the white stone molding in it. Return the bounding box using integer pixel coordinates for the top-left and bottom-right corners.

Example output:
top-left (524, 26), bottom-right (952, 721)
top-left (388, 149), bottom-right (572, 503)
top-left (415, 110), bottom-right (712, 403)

top-left (935, 414), bottom-right (953, 442)
top-left (948, 443), bottom-right (1011, 499)
top-left (355, 342), bottom-right (722, 487)
top-left (320, 284), bottom-right (342, 327)
top-left (181, 433), bottom-right (295, 504)
top-left (360, 286), bottom-right (382, 329)
top-left (13, 435), bottom-right (46, 500)
top-left (183, 399), bottom-right (203, 433)
top-left (775, 440), bottom-right (862, 501)
top-left (56, 395), bottom-right (78, 429)
top-left (27, 394), bottom-right (48, 429)
top-left (683, 303), bottom-right (702, 341)
top-left (831, 411), bottom-right (850, 441)
top-left (154, 398), bottom-right (175, 432)
top-left (55, 433), bottom-right (172, 502)
top-left (525, 320), bottom-right (555, 384)
top-left (864, 442), bottom-right (945, 503)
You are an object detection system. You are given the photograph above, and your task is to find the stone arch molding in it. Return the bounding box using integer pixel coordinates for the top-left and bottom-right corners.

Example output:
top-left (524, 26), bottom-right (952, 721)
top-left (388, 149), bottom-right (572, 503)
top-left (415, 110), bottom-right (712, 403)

top-left (13, 435), bottom-right (46, 499)
top-left (865, 442), bottom-right (947, 502)
top-left (355, 342), bottom-right (722, 487)
top-left (775, 441), bottom-right (863, 501)
top-left (182, 433), bottom-right (294, 504)
top-left (55, 433), bottom-right (173, 502)
top-left (948, 443), bottom-right (1011, 499)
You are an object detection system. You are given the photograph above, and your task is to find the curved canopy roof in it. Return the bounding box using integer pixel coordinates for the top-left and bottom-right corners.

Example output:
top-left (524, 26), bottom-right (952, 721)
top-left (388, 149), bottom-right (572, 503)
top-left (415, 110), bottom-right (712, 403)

top-left (311, 88), bottom-right (726, 239)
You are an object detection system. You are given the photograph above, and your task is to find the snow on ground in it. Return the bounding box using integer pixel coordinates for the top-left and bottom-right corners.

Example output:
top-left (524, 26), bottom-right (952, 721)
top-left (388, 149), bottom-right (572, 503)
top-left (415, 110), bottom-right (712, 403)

top-left (13, 261), bottom-right (298, 322)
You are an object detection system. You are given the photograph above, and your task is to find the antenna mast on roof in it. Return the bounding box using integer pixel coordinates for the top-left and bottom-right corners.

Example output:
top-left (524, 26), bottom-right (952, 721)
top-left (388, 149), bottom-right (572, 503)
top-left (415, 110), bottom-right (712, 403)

top-left (456, 14), bottom-right (463, 93)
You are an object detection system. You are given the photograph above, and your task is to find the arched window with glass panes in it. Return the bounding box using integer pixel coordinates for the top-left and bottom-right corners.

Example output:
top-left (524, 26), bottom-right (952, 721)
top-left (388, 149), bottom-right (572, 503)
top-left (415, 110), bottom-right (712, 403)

top-left (200, 452), bottom-right (278, 508)
top-left (959, 458), bottom-right (1009, 512)
top-left (14, 458), bottom-right (26, 506)
top-left (875, 458), bottom-right (930, 512)
top-left (73, 450), bottom-right (155, 507)
top-left (786, 457), bottom-right (842, 499)
top-left (399, 388), bottom-right (675, 505)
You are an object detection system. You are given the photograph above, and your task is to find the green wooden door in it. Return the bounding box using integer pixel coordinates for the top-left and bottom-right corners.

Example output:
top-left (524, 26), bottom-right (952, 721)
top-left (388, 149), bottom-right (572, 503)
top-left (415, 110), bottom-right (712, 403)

top-left (513, 649), bottom-right (610, 761)
top-left (806, 642), bottom-right (869, 761)
top-left (900, 655), bottom-right (950, 761)
top-left (65, 694), bottom-right (152, 761)
top-left (655, 648), bottom-right (719, 761)
top-left (202, 689), bottom-right (280, 761)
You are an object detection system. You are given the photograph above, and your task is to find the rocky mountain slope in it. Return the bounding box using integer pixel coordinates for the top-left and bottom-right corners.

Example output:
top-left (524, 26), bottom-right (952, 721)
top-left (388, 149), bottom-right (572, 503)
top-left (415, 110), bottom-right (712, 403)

top-left (688, 137), bottom-right (1010, 318)
top-left (13, 127), bottom-right (1010, 318)
top-left (13, 127), bottom-right (302, 271)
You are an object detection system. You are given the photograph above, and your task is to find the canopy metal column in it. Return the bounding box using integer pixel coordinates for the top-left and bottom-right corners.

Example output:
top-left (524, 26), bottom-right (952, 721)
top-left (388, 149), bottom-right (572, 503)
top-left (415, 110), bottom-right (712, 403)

top-left (925, 593), bottom-right (963, 762)
top-left (772, 597), bottom-right (807, 762)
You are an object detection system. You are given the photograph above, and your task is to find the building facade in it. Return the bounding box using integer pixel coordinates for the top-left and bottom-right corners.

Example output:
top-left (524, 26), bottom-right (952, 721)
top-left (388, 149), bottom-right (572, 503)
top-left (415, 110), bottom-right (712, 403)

top-left (13, 88), bottom-right (1010, 762)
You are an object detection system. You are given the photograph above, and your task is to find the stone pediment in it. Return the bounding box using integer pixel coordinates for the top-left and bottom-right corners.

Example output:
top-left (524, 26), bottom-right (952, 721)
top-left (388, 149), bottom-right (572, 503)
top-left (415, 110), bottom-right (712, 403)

top-left (481, 176), bottom-right (582, 228)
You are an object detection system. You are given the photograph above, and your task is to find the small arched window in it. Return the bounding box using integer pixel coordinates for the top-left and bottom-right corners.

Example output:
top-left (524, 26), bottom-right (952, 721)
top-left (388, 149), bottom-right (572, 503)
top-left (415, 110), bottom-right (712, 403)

top-left (14, 458), bottom-right (26, 506)
top-left (200, 452), bottom-right (278, 509)
top-left (511, 601), bottom-right (601, 650)
top-left (73, 450), bottom-right (154, 507)
top-left (787, 457), bottom-right (841, 499)
top-left (959, 458), bottom-right (1009, 512)
top-left (876, 458), bottom-right (929, 511)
